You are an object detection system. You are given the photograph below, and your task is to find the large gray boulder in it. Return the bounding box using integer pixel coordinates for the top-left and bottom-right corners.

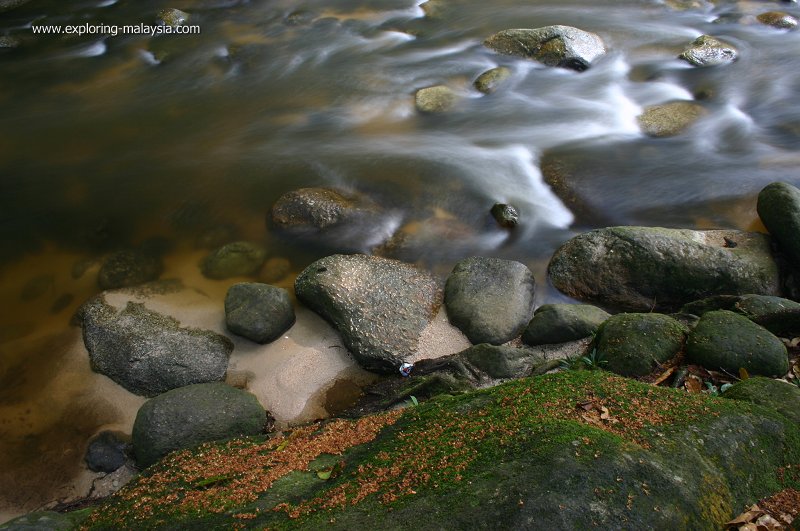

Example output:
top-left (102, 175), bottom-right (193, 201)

top-left (80, 296), bottom-right (233, 397)
top-left (757, 181), bottom-right (800, 267)
top-left (132, 383), bottom-right (266, 467)
top-left (687, 310), bottom-right (788, 377)
top-left (484, 26), bottom-right (606, 71)
top-left (678, 35), bottom-right (738, 67)
top-left (523, 304), bottom-right (610, 346)
top-left (294, 254), bottom-right (440, 373)
top-left (548, 227), bottom-right (781, 311)
top-left (445, 257), bottom-right (536, 345)
top-left (224, 283), bottom-right (295, 344)
top-left (595, 313), bottom-right (687, 377)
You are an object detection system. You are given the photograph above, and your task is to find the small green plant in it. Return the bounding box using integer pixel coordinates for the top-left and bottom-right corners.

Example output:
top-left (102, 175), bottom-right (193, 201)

top-left (559, 349), bottom-right (608, 371)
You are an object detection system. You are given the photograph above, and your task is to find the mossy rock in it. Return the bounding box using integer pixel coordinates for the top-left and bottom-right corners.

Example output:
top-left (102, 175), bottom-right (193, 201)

top-left (687, 310), bottom-right (789, 377)
top-left (595, 313), bottom-right (687, 377)
top-left (679, 35), bottom-right (738, 67)
top-left (523, 303), bottom-right (610, 346)
top-left (756, 12), bottom-right (798, 30)
top-left (637, 101), bottom-right (707, 137)
top-left (98, 250), bottom-right (161, 290)
top-left (82, 371), bottom-right (800, 530)
top-left (723, 377), bottom-right (800, 424)
top-left (473, 67), bottom-right (511, 94)
top-left (483, 26), bottom-right (606, 71)
top-left (201, 241), bottom-right (267, 280)
top-left (681, 294), bottom-right (800, 337)
top-left (157, 8), bottom-right (189, 27)
top-left (415, 85), bottom-right (460, 113)
top-left (758, 181), bottom-right (800, 267)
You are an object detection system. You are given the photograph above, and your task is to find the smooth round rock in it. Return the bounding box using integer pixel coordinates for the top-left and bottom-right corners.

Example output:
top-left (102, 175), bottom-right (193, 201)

top-left (637, 101), bottom-right (707, 137)
top-left (474, 67), bottom-right (512, 94)
top-left (756, 12), bottom-right (798, 29)
top-left (201, 241), bottom-right (267, 280)
top-left (523, 304), bottom-right (610, 346)
top-left (687, 310), bottom-right (788, 377)
top-left (415, 85), bottom-right (459, 113)
top-left (723, 377), bottom-right (800, 424)
top-left (85, 431), bottom-right (129, 473)
top-left (678, 35), bottom-right (738, 67)
top-left (132, 382), bottom-right (266, 467)
top-left (595, 313), bottom-right (687, 377)
top-left (445, 257), bottom-right (536, 345)
top-left (757, 182), bottom-right (800, 267)
top-left (484, 25), bottom-right (606, 71)
top-left (225, 283), bottom-right (295, 344)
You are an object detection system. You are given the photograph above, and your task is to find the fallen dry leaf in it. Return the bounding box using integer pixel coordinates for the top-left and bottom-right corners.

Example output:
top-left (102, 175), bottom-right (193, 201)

top-left (685, 376), bottom-right (703, 393)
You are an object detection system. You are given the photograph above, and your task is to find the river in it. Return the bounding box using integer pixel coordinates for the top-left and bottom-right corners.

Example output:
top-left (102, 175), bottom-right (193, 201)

top-left (1, 0), bottom-right (799, 521)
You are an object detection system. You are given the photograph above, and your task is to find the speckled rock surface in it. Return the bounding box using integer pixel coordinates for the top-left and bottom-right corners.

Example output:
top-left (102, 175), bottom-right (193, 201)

top-left (679, 35), bottom-right (737, 67)
top-left (484, 26), bottom-right (606, 70)
top-left (637, 101), bottom-right (707, 137)
top-left (294, 254), bottom-right (440, 373)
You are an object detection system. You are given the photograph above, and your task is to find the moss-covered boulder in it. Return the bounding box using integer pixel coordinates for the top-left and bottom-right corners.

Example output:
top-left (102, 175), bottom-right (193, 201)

top-left (415, 85), bottom-right (460, 113)
top-left (679, 35), bottom-right (738, 67)
top-left (758, 181), bottom-right (800, 267)
top-left (637, 100), bottom-right (707, 137)
top-left (82, 372), bottom-right (800, 530)
top-left (548, 226), bottom-right (781, 312)
top-left (201, 241), bottom-right (267, 280)
top-left (224, 283), bottom-right (295, 344)
top-left (523, 303), bottom-right (610, 346)
top-left (484, 26), bottom-right (606, 71)
top-left (474, 66), bottom-right (511, 94)
top-left (723, 377), bottom-right (800, 424)
top-left (444, 257), bottom-right (536, 345)
top-left (687, 310), bottom-right (789, 377)
top-left (681, 294), bottom-right (800, 336)
top-left (295, 254), bottom-right (440, 373)
top-left (595, 313), bottom-right (686, 377)
top-left (0, 510), bottom-right (85, 530)
top-left (132, 383), bottom-right (266, 468)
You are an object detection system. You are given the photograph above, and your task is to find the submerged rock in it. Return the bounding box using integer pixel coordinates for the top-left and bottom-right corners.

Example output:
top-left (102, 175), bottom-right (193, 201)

top-left (224, 283), bottom-right (295, 344)
top-left (678, 35), bottom-right (738, 67)
top-left (0, 0), bottom-right (31, 13)
top-left (85, 431), bottom-right (129, 474)
top-left (445, 257), bottom-right (536, 345)
top-left (474, 66), bottom-right (512, 94)
top-left (483, 26), bottom-right (606, 71)
top-left (637, 101), bottom-right (707, 137)
top-left (548, 226), bottom-right (781, 311)
top-left (523, 304), bottom-right (610, 346)
top-left (295, 254), bottom-right (440, 373)
top-left (415, 85), bottom-right (460, 113)
top-left (756, 12), bottom-right (798, 29)
top-left (132, 382), bottom-right (266, 467)
top-left (98, 250), bottom-right (162, 290)
top-left (157, 8), bottom-right (189, 26)
top-left (595, 313), bottom-right (687, 377)
top-left (0, 35), bottom-right (20, 48)
top-left (757, 181), bottom-right (800, 267)
top-left (201, 241), bottom-right (267, 280)
top-left (687, 310), bottom-right (788, 377)
top-left (80, 296), bottom-right (233, 397)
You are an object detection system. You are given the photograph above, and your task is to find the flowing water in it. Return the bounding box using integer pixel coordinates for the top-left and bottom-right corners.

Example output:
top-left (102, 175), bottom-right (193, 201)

top-left (1, 0), bottom-right (799, 521)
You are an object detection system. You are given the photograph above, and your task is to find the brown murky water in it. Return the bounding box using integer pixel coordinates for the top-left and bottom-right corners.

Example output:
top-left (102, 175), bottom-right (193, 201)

top-left (1, 0), bottom-right (800, 521)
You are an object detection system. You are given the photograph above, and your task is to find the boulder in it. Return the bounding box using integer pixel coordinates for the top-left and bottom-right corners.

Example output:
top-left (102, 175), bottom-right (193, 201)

top-left (474, 67), bottom-right (511, 94)
top-left (132, 383), bottom-right (266, 467)
top-left (757, 181), bottom-right (800, 266)
top-left (523, 304), bottom-right (610, 346)
top-left (637, 101), bottom-right (707, 137)
top-left (680, 294), bottom-right (800, 336)
top-left (678, 35), bottom-right (738, 67)
top-left (483, 26), bottom-right (606, 71)
top-left (595, 313), bottom-right (687, 377)
top-left (294, 254), bottom-right (440, 373)
top-left (723, 377), bottom-right (800, 424)
top-left (157, 8), bottom-right (189, 26)
top-left (269, 188), bottom-right (387, 250)
top-left (224, 283), bottom-right (295, 344)
top-left (80, 296), bottom-right (233, 397)
top-left (686, 310), bottom-right (788, 377)
top-left (548, 226), bottom-right (781, 311)
top-left (201, 241), bottom-right (266, 280)
top-left (490, 203), bottom-right (519, 228)
top-left (415, 85), bottom-right (460, 113)
top-left (445, 257), bottom-right (536, 345)
top-left (756, 12), bottom-right (798, 29)
top-left (98, 250), bottom-right (161, 290)
top-left (85, 431), bottom-right (129, 474)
